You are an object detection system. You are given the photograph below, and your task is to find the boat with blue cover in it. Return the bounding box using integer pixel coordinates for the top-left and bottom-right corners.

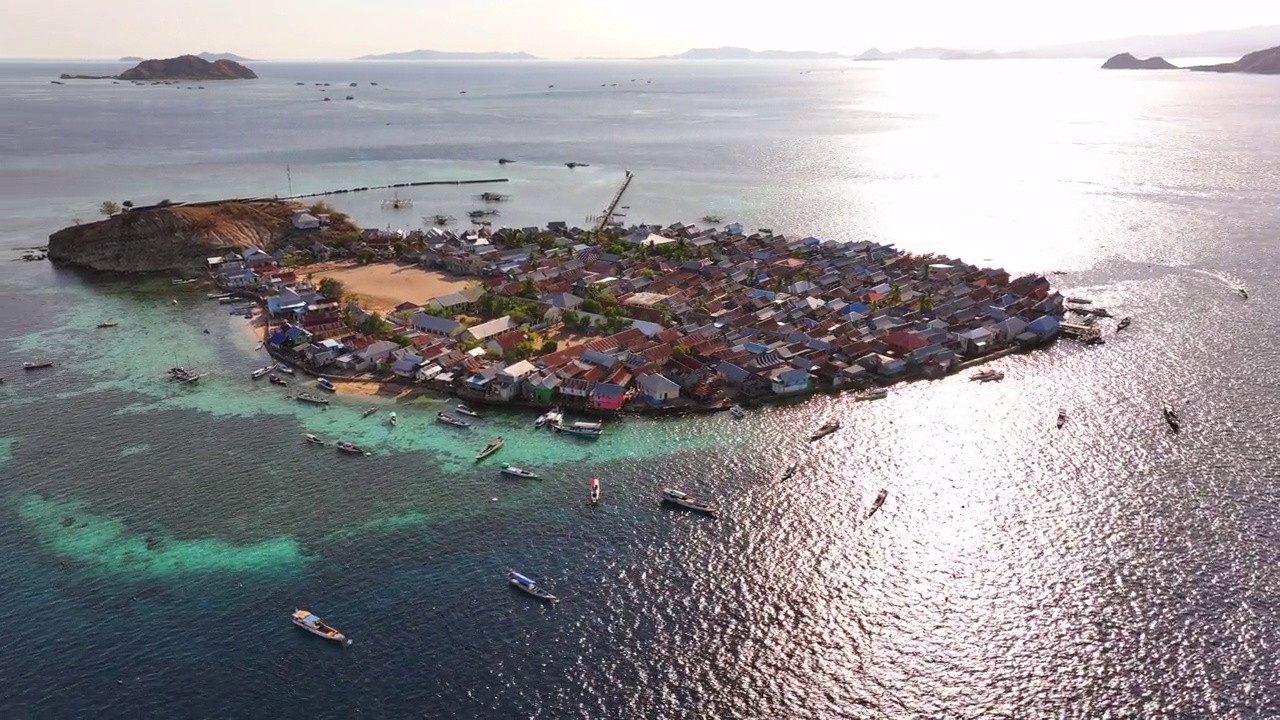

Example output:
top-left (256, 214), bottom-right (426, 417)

top-left (316, 377), bottom-right (337, 392)
top-left (508, 571), bottom-right (557, 602)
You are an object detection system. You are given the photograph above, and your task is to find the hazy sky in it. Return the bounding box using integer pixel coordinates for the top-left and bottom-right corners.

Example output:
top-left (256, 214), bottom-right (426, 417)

top-left (6, 0), bottom-right (1280, 59)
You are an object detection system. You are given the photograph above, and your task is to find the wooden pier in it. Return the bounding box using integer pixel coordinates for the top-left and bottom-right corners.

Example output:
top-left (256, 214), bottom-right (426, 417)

top-left (594, 171), bottom-right (634, 231)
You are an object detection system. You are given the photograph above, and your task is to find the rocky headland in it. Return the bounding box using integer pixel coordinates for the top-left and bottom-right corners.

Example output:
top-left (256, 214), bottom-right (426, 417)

top-left (1189, 44), bottom-right (1280, 74)
top-left (1101, 53), bottom-right (1178, 70)
top-left (48, 200), bottom-right (359, 273)
top-left (59, 54), bottom-right (257, 82)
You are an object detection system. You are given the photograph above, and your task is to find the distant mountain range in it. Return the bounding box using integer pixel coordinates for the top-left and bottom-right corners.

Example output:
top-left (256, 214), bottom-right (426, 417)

top-left (355, 49), bottom-right (540, 61)
top-left (657, 47), bottom-right (848, 60)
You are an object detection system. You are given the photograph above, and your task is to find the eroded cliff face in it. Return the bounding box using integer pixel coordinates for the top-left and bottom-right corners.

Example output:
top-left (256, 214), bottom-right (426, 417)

top-left (47, 201), bottom-right (352, 273)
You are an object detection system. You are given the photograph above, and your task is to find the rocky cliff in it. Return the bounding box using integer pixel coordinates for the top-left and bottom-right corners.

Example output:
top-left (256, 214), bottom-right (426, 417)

top-left (1102, 53), bottom-right (1178, 70)
top-left (48, 200), bottom-right (357, 273)
top-left (1189, 44), bottom-right (1280, 74)
top-left (117, 55), bottom-right (257, 81)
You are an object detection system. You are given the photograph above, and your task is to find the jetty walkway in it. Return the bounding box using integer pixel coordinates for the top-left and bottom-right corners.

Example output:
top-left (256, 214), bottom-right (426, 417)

top-left (593, 171), bottom-right (634, 231)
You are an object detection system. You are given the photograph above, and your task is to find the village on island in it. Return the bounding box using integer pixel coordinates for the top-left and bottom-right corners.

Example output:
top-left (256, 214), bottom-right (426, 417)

top-left (199, 201), bottom-right (1069, 418)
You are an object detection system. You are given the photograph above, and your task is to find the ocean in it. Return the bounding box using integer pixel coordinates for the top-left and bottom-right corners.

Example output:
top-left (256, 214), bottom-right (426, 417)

top-left (1, 58), bottom-right (1279, 718)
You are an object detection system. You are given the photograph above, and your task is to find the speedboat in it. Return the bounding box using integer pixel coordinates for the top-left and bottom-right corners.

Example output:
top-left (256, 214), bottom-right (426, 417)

top-left (97, 321), bottom-right (119, 328)
top-left (551, 421), bottom-right (603, 438)
top-left (455, 404), bottom-right (481, 418)
top-left (728, 404), bottom-right (747, 419)
top-left (437, 412), bottom-right (472, 428)
top-left (662, 488), bottom-right (718, 516)
top-left (362, 407), bottom-right (377, 418)
top-left (274, 364), bottom-right (295, 375)
top-left (269, 374), bottom-right (288, 387)
top-left (1056, 408), bottom-right (1068, 429)
top-left (475, 436), bottom-right (504, 462)
top-left (1162, 404), bottom-right (1180, 433)
top-left (304, 433), bottom-right (326, 446)
top-left (590, 478), bottom-right (600, 505)
top-left (854, 389), bottom-right (887, 401)
top-left (336, 440), bottom-right (368, 455)
top-left (508, 571), bottom-right (557, 603)
top-left (1116, 317), bottom-right (1132, 332)
top-left (316, 377), bottom-right (337, 392)
top-left (23, 361), bottom-right (54, 370)
top-left (534, 412), bottom-right (549, 428)
top-left (388, 411), bottom-right (398, 428)
top-left (251, 365), bottom-right (274, 379)
top-left (867, 489), bottom-right (888, 517)
top-left (292, 609), bottom-right (348, 643)
top-left (500, 463), bottom-right (540, 479)
top-left (809, 419), bottom-right (840, 442)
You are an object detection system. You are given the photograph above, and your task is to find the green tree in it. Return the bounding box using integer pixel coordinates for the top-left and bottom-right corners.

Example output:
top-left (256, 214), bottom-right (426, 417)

top-left (672, 344), bottom-right (691, 358)
top-left (560, 308), bottom-right (580, 326)
top-left (360, 312), bottom-right (391, 336)
top-left (580, 298), bottom-right (602, 315)
top-left (355, 247), bottom-right (377, 265)
top-left (317, 277), bottom-right (345, 300)
top-left (99, 201), bottom-right (120, 217)
top-left (518, 278), bottom-right (538, 299)
top-left (540, 340), bottom-right (558, 354)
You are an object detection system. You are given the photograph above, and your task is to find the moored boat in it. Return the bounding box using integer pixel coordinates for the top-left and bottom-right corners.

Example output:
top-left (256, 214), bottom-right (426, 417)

top-left (316, 377), bottom-right (337, 392)
top-left (23, 361), bottom-right (54, 370)
top-left (1056, 408), bottom-right (1068, 428)
top-left (854, 389), bottom-right (887, 401)
top-left (274, 364), bottom-right (295, 375)
top-left (362, 407), bottom-right (377, 418)
top-left (780, 463), bottom-right (798, 481)
top-left (973, 370), bottom-right (1005, 383)
top-left (500, 463), bottom-right (540, 479)
top-left (167, 366), bottom-right (203, 384)
top-left (269, 374), bottom-right (288, 387)
top-left (475, 436), bottom-right (504, 462)
top-left (728, 404), bottom-right (746, 419)
top-left (590, 478), bottom-right (600, 504)
top-left (1116, 317), bottom-right (1132, 332)
top-left (544, 407), bottom-right (564, 426)
top-left (1066, 297), bottom-right (1092, 304)
top-left (388, 411), bottom-right (398, 427)
top-left (867, 489), bottom-right (888, 517)
top-left (336, 440), bottom-right (368, 455)
top-left (97, 321), bottom-right (119, 328)
top-left (251, 365), bottom-right (274, 379)
top-left (304, 433), bottom-right (326, 445)
top-left (1162, 404), bottom-right (1180, 433)
top-left (292, 609), bottom-right (348, 643)
top-left (662, 488), bottom-right (718, 516)
top-left (508, 571), bottom-right (557, 603)
top-left (1238, 288), bottom-right (1249, 300)
top-left (437, 412), bottom-right (472, 428)
top-left (296, 392), bottom-right (330, 405)
top-left (809, 419), bottom-right (840, 442)
top-left (551, 420), bottom-right (603, 438)
top-left (455, 404), bottom-right (481, 418)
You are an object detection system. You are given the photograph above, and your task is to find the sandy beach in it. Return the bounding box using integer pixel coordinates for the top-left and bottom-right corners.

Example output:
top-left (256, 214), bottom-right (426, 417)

top-left (309, 262), bottom-right (478, 313)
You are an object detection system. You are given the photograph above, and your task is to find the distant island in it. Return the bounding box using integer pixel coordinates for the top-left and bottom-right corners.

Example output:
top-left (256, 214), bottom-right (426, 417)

top-left (661, 46), bottom-right (847, 60)
top-left (1189, 44), bottom-right (1280, 74)
top-left (118, 56), bottom-right (143, 62)
top-left (1101, 53), bottom-right (1178, 70)
top-left (59, 55), bottom-right (257, 81)
top-left (197, 51), bottom-right (255, 62)
top-left (356, 49), bottom-right (540, 61)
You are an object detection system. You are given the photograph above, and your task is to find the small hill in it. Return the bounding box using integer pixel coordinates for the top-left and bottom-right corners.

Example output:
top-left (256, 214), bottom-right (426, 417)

top-left (1189, 44), bottom-right (1280, 74)
top-left (118, 55), bottom-right (257, 81)
top-left (356, 49), bottom-right (539, 60)
top-left (1101, 53), bottom-right (1179, 70)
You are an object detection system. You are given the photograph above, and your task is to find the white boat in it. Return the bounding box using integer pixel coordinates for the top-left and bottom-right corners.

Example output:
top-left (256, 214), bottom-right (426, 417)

top-left (274, 364), bottom-right (295, 375)
top-left (250, 365), bottom-right (274, 379)
top-left (304, 433), bottom-right (326, 445)
top-left (1056, 408), bottom-right (1068, 429)
top-left (536, 406), bottom-right (563, 427)
top-left (590, 478), bottom-right (600, 505)
top-left (455, 404), bottom-right (481, 418)
top-left (508, 571), bottom-right (557, 603)
top-left (292, 609), bottom-right (349, 643)
top-left (728, 404), bottom-right (746, 419)
top-left (437, 412), bottom-right (472, 428)
top-left (552, 421), bottom-right (603, 438)
top-left (388, 411), bottom-right (398, 428)
top-left (534, 412), bottom-right (549, 428)
top-left (500, 463), bottom-right (540, 479)
top-left (662, 488), bottom-right (717, 516)
top-left (854, 389), bottom-right (887, 402)
top-left (316, 377), bottom-right (337, 392)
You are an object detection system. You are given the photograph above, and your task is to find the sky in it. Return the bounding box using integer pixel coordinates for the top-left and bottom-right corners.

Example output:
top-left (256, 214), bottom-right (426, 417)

top-left (5, 0), bottom-right (1280, 59)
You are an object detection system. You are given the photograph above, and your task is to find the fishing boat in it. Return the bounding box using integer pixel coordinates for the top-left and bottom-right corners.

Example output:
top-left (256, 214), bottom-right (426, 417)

top-left (855, 389), bottom-right (887, 402)
top-left (1162, 404), bottom-right (1180, 433)
top-left (304, 433), bottom-right (326, 446)
top-left (867, 489), bottom-right (888, 517)
top-left (455, 404), bottom-right (481, 418)
top-left (336, 440), bottom-right (368, 455)
top-left (475, 436), bottom-right (504, 462)
top-left (1056, 408), bottom-right (1068, 429)
top-left (1238, 288), bottom-right (1249, 300)
top-left (544, 407), bottom-right (564, 426)
top-left (661, 488), bottom-right (718, 516)
top-left (388, 412), bottom-right (398, 428)
top-left (590, 478), bottom-right (600, 505)
top-left (508, 571), bottom-right (557, 603)
top-left (207, 292), bottom-right (231, 299)
top-left (729, 404), bottom-right (747, 419)
top-left (269, 374), bottom-right (288, 387)
top-left (1116, 317), bottom-right (1132, 332)
top-left (291, 610), bottom-right (348, 643)
top-left (97, 321), bottom-right (119, 328)
top-left (500, 463), bottom-right (540, 479)
top-left (1065, 297), bottom-right (1092, 304)
top-left (809, 419), bottom-right (840, 442)
top-left (552, 420), bottom-right (603, 438)
top-left (436, 412), bottom-right (472, 428)
top-left (362, 407), bottom-right (377, 418)
top-left (23, 361), bottom-right (54, 370)
top-left (972, 370), bottom-right (1005, 383)
top-left (316, 378), bottom-right (337, 392)
top-left (219, 297), bottom-right (238, 304)
top-left (534, 411), bottom-right (550, 428)
top-left (171, 278), bottom-right (197, 285)
top-left (780, 463), bottom-right (798, 481)
top-left (274, 364), bottom-right (295, 375)
top-left (250, 365), bottom-right (274, 379)
top-left (167, 366), bottom-right (204, 384)
top-left (296, 393), bottom-right (330, 405)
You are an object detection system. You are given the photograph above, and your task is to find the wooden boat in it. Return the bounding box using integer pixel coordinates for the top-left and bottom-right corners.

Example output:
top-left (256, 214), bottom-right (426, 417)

top-left (362, 407), bottom-right (377, 418)
top-left (867, 489), bottom-right (888, 517)
top-left (1162, 404), bottom-right (1180, 433)
top-left (292, 610), bottom-right (348, 643)
top-left (1065, 297), bottom-right (1092, 304)
top-left (269, 374), bottom-right (288, 387)
top-left (23, 361), bottom-right (54, 370)
top-left (809, 419), bottom-right (840, 442)
top-left (388, 411), bottom-right (398, 428)
top-left (508, 571), bottom-right (557, 603)
top-left (971, 370), bottom-right (1005, 383)
top-left (455, 404), bottom-right (481, 418)
top-left (500, 463), bottom-right (540, 479)
top-left (475, 436), bottom-right (504, 462)
top-left (854, 389), bottom-right (887, 401)
top-left (316, 378), bottom-right (337, 392)
top-left (1116, 317), bottom-right (1132, 332)
top-left (780, 463), bottom-right (798, 481)
top-left (437, 412), bottom-right (472, 428)
top-left (336, 440), bottom-right (368, 456)
top-left (662, 488), bottom-right (718, 516)
top-left (296, 393), bottom-right (330, 405)
top-left (551, 420), bottom-right (603, 438)
top-left (167, 366), bottom-right (204, 384)
top-left (274, 364), bottom-right (295, 375)
top-left (97, 321), bottom-right (119, 328)
top-left (251, 365), bottom-right (274, 379)
top-left (1056, 408), bottom-right (1068, 429)
top-left (304, 433), bottom-right (326, 446)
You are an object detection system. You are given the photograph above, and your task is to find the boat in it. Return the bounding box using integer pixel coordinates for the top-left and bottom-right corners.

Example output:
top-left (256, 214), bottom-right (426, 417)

top-left (867, 489), bottom-right (889, 517)
top-left (1116, 317), bottom-right (1132, 332)
top-left (455, 404), bottom-right (481, 418)
top-left (316, 378), bottom-right (337, 392)
top-left (475, 436), bottom-right (504, 462)
top-left (23, 361), bottom-right (54, 370)
top-left (388, 412), bottom-right (398, 428)
top-left (304, 433), bottom-right (326, 446)
top-left (809, 419), bottom-right (840, 442)
top-left (250, 365), bottom-right (274, 379)
top-left (219, 297), bottom-right (238, 304)
top-left (508, 571), bottom-right (557, 603)
top-left (552, 420), bottom-right (603, 438)
top-left (500, 463), bottom-right (540, 479)
top-left (269, 374), bottom-right (288, 387)
top-left (437, 412), bottom-right (472, 428)
top-left (661, 488), bottom-right (718, 516)
top-left (855, 389), bottom-right (887, 402)
top-left (336, 440), bottom-right (368, 455)
top-left (274, 364), bottom-right (295, 375)
top-left (97, 321), bottom-right (119, 328)
top-left (1238, 288), bottom-right (1249, 300)
top-left (780, 463), bottom-right (798, 481)
top-left (1162, 404), bottom-right (1180, 433)
top-left (590, 478), bottom-right (600, 505)
top-left (534, 412), bottom-right (549, 428)
top-left (207, 292), bottom-right (231, 299)
top-left (291, 610), bottom-right (348, 643)
top-left (971, 370), bottom-right (1005, 383)
top-left (167, 366), bottom-right (204, 384)
top-left (296, 393), bottom-right (330, 405)
top-left (170, 278), bottom-right (197, 285)
top-left (1066, 297), bottom-right (1092, 304)
top-left (535, 406), bottom-right (564, 428)
top-left (362, 407), bottom-right (377, 418)
top-left (728, 404), bottom-right (747, 419)
top-left (1056, 408), bottom-right (1068, 429)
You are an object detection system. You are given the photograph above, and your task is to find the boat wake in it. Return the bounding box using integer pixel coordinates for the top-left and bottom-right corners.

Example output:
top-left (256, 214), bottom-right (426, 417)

top-left (1184, 267), bottom-right (1245, 291)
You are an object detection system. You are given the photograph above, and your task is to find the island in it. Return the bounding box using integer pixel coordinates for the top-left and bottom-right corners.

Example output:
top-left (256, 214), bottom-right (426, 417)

top-left (197, 52), bottom-right (254, 62)
top-left (59, 55), bottom-right (257, 82)
top-left (118, 56), bottom-right (144, 62)
top-left (48, 201), bottom-right (1071, 417)
top-left (660, 47), bottom-right (847, 60)
top-left (1189, 43), bottom-right (1280, 74)
top-left (1101, 53), bottom-right (1179, 70)
top-left (356, 50), bottom-right (539, 61)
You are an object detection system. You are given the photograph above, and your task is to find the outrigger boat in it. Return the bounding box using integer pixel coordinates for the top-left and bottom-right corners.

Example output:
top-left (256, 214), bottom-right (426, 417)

top-left (552, 420), bottom-right (603, 438)
top-left (867, 489), bottom-right (888, 517)
top-left (1056, 408), bottom-right (1068, 429)
top-left (590, 478), bottom-right (600, 505)
top-left (500, 463), bottom-right (540, 479)
top-left (809, 419), bottom-right (840, 442)
top-left (1162, 404), bottom-right (1181, 433)
top-left (167, 366), bottom-right (204, 384)
top-left (292, 609), bottom-right (349, 643)
top-left (251, 365), bottom-right (274, 379)
top-left (662, 488), bottom-right (718, 516)
top-left (296, 392), bottom-right (330, 405)
top-left (508, 571), bottom-right (557, 603)
top-left (23, 361), bottom-right (54, 370)
top-left (96, 321), bottom-right (119, 328)
top-left (455, 404), bottom-right (481, 418)
top-left (388, 411), bottom-right (398, 428)
top-left (316, 378), bottom-right (337, 392)
top-left (475, 436), bottom-right (504, 462)
top-left (269, 374), bottom-right (288, 387)
top-left (437, 412), bottom-right (472, 428)
top-left (855, 389), bottom-right (887, 401)
top-left (1116, 317), bottom-right (1132, 332)
top-left (362, 407), bottom-right (377, 418)
top-left (336, 440), bottom-right (368, 456)
top-left (304, 433), bottom-right (326, 446)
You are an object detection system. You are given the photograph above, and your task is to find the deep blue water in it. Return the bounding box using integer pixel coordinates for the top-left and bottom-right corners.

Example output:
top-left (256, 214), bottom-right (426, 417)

top-left (2, 59), bottom-right (1280, 718)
